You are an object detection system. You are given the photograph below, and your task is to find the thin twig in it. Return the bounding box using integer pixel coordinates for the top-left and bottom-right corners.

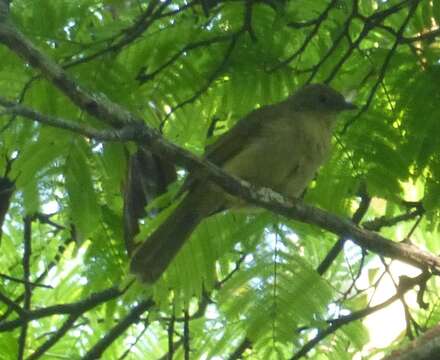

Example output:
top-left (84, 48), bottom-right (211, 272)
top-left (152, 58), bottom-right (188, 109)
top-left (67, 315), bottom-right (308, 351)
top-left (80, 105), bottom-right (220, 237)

top-left (27, 314), bottom-right (78, 360)
top-left (17, 215), bottom-right (32, 360)
top-left (270, 0), bottom-right (339, 71)
top-left (0, 287), bottom-right (122, 332)
top-left (118, 320), bottom-right (150, 360)
top-left (162, 33), bottom-right (240, 125)
top-left (0, 290), bottom-right (24, 316)
top-left (2, 96), bottom-right (440, 276)
top-left (183, 309), bottom-right (190, 360)
top-left (341, 0), bottom-right (420, 133)
top-left (291, 272), bottom-right (431, 359)
top-left (0, 273), bottom-right (53, 289)
top-left (316, 184), bottom-right (371, 275)
top-left (82, 298), bottom-right (153, 360)
top-left (137, 33), bottom-right (234, 83)
top-left (168, 309), bottom-right (175, 360)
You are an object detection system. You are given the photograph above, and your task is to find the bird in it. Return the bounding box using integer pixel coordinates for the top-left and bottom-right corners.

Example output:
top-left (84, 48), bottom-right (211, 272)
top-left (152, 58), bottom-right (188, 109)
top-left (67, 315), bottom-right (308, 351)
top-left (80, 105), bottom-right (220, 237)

top-left (130, 83), bottom-right (356, 283)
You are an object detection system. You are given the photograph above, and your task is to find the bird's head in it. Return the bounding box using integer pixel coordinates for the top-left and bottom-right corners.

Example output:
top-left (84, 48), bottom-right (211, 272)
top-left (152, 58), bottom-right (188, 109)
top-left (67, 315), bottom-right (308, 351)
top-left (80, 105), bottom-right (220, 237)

top-left (289, 83), bottom-right (356, 113)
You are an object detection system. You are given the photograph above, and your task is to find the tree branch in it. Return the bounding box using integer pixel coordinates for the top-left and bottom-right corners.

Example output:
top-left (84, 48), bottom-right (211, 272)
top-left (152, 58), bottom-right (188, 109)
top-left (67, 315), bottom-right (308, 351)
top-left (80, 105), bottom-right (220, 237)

top-left (2, 95), bottom-right (440, 277)
top-left (0, 1), bottom-right (438, 290)
top-left (17, 215), bottom-right (32, 360)
top-left (0, 20), bottom-right (139, 128)
top-left (0, 289), bottom-right (24, 317)
top-left (363, 207), bottom-right (425, 232)
top-left (271, 0), bottom-right (338, 71)
top-left (82, 298), bottom-right (153, 360)
top-left (383, 323), bottom-right (440, 360)
top-left (317, 184), bottom-right (371, 275)
top-left (63, 0), bottom-right (171, 69)
top-left (228, 338), bottom-right (252, 359)
top-left (0, 287), bottom-right (122, 332)
top-left (137, 33), bottom-right (235, 83)
top-left (27, 314), bottom-right (79, 360)
top-left (401, 27), bottom-right (440, 43)
top-left (163, 32), bottom-right (240, 122)
top-left (291, 272), bottom-right (431, 359)
top-left (183, 309), bottom-right (190, 360)
top-left (341, 0), bottom-right (420, 133)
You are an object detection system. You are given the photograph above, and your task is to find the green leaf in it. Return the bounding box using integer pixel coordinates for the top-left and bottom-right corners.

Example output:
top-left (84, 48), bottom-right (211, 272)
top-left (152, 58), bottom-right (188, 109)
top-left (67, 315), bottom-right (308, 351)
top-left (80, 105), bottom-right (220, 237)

top-left (12, 128), bottom-right (67, 188)
top-left (22, 177), bottom-right (39, 214)
top-left (65, 140), bottom-right (100, 239)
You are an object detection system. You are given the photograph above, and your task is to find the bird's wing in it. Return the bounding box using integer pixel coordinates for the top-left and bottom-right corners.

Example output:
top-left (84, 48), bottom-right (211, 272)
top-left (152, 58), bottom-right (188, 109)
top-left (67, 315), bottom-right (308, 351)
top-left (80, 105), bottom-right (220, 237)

top-left (179, 102), bottom-right (281, 193)
top-left (205, 104), bottom-right (276, 165)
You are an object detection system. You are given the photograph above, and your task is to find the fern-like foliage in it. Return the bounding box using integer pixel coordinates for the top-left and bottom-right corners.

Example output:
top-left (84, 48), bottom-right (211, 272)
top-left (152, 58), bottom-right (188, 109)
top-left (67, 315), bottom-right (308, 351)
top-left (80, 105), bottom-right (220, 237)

top-left (0, 0), bottom-right (440, 359)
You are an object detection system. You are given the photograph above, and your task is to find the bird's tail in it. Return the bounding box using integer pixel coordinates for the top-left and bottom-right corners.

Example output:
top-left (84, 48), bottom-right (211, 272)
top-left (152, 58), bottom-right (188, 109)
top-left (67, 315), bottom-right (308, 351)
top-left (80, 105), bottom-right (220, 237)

top-left (129, 186), bottom-right (221, 283)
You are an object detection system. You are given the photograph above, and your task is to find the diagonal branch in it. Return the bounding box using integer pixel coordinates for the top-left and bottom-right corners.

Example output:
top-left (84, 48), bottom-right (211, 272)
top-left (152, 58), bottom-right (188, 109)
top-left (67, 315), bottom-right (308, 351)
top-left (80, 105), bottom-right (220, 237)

top-left (401, 27), bottom-right (440, 43)
top-left (0, 289), bottom-right (24, 317)
top-left (0, 96), bottom-right (132, 139)
top-left (363, 207), bottom-right (425, 232)
top-left (137, 32), bottom-right (235, 83)
top-left (228, 338), bottom-right (252, 360)
top-left (63, 0), bottom-right (171, 69)
top-left (82, 298), bottom-right (153, 360)
top-left (0, 20), bottom-right (139, 128)
top-left (0, 6), bottom-right (438, 283)
top-left (306, 0), bottom-right (357, 84)
top-left (163, 32), bottom-right (240, 123)
top-left (270, 0), bottom-right (339, 71)
top-left (27, 314), bottom-right (79, 360)
top-left (0, 286), bottom-right (122, 332)
top-left (341, 0), bottom-right (420, 133)
top-left (316, 184), bottom-right (371, 275)
top-left (2, 96), bottom-right (440, 276)
top-left (291, 271), bottom-right (431, 359)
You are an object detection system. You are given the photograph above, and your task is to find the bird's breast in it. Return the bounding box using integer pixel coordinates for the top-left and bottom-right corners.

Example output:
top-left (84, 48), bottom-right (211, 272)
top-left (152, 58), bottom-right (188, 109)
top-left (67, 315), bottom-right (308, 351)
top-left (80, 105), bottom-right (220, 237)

top-left (223, 113), bottom-right (334, 198)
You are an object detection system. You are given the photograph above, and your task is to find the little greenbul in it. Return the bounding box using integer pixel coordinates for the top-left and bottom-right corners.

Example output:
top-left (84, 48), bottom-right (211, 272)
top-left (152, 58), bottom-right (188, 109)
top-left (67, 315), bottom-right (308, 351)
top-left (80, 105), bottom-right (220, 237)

top-left (130, 84), bottom-right (356, 283)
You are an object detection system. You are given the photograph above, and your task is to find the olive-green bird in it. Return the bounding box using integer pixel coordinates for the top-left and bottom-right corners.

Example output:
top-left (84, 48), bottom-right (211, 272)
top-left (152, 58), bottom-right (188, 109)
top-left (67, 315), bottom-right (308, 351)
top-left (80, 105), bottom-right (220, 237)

top-left (130, 84), bottom-right (356, 282)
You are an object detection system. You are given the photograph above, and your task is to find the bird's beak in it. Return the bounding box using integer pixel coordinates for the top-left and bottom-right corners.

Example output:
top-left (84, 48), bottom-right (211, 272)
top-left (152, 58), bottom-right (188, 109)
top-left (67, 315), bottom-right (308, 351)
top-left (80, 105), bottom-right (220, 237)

top-left (343, 101), bottom-right (357, 110)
